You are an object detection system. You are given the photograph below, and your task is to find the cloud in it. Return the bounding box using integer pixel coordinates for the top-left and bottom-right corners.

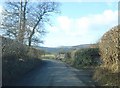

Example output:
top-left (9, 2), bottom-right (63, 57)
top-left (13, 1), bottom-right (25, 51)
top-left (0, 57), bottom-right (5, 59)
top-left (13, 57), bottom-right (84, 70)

top-left (56, 10), bottom-right (117, 36)
top-left (57, 16), bottom-right (72, 31)
top-left (92, 10), bottom-right (117, 25)
top-left (0, 6), bottom-right (3, 13)
top-left (0, 5), bottom-right (3, 25)
top-left (44, 9), bottom-right (118, 47)
top-left (48, 26), bottom-right (59, 32)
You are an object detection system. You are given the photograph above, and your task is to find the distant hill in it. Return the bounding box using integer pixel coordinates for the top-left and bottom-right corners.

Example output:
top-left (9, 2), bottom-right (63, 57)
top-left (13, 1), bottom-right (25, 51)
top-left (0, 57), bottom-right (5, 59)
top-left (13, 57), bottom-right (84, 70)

top-left (38, 44), bottom-right (97, 54)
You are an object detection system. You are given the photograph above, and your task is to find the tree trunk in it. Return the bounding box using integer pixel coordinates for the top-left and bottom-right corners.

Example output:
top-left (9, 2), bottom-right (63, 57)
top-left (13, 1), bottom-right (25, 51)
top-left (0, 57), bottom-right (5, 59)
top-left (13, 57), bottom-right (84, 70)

top-left (17, 1), bottom-right (23, 43)
top-left (28, 17), bottom-right (42, 46)
top-left (17, 0), bottom-right (27, 44)
top-left (28, 30), bottom-right (34, 46)
top-left (28, 37), bottom-right (32, 46)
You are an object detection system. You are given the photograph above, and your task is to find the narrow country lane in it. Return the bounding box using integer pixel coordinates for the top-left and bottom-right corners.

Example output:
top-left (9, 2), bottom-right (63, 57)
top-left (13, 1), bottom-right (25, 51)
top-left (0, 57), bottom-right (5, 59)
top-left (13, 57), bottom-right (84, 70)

top-left (10, 59), bottom-right (97, 87)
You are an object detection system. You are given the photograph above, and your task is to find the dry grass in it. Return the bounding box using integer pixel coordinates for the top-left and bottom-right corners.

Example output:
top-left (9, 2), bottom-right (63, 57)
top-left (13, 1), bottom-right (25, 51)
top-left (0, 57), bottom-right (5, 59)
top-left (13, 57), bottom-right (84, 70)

top-left (94, 25), bottom-right (120, 86)
top-left (93, 67), bottom-right (120, 86)
top-left (1, 36), bottom-right (43, 85)
top-left (99, 25), bottom-right (120, 73)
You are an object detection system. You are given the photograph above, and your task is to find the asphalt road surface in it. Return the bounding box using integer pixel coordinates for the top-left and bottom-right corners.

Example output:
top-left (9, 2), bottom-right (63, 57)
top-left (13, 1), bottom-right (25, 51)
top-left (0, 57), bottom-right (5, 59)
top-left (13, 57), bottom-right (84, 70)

top-left (11, 59), bottom-right (97, 87)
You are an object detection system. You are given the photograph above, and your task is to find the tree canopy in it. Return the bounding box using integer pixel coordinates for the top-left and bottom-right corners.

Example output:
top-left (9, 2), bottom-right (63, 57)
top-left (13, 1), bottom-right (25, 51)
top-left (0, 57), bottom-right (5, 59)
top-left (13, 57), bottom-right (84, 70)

top-left (1, 1), bottom-right (60, 46)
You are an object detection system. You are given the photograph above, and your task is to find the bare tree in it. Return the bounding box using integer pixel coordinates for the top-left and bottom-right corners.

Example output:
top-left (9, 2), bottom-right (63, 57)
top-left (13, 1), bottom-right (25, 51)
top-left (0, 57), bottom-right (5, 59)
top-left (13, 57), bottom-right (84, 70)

top-left (1, 1), bottom-right (60, 46)
top-left (1, 2), bottom-right (20, 38)
top-left (18, 0), bottom-right (28, 43)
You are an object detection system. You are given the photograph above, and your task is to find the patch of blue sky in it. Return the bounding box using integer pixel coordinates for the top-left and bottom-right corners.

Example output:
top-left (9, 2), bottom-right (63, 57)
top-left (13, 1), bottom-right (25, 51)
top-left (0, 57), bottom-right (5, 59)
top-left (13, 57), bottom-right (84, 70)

top-left (60, 2), bottom-right (117, 18)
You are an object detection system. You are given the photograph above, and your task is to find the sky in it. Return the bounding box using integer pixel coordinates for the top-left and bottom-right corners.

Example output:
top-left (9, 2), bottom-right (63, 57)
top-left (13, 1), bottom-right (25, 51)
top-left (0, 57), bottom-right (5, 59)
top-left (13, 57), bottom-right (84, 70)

top-left (0, 1), bottom-right (118, 47)
top-left (43, 2), bottom-right (118, 47)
